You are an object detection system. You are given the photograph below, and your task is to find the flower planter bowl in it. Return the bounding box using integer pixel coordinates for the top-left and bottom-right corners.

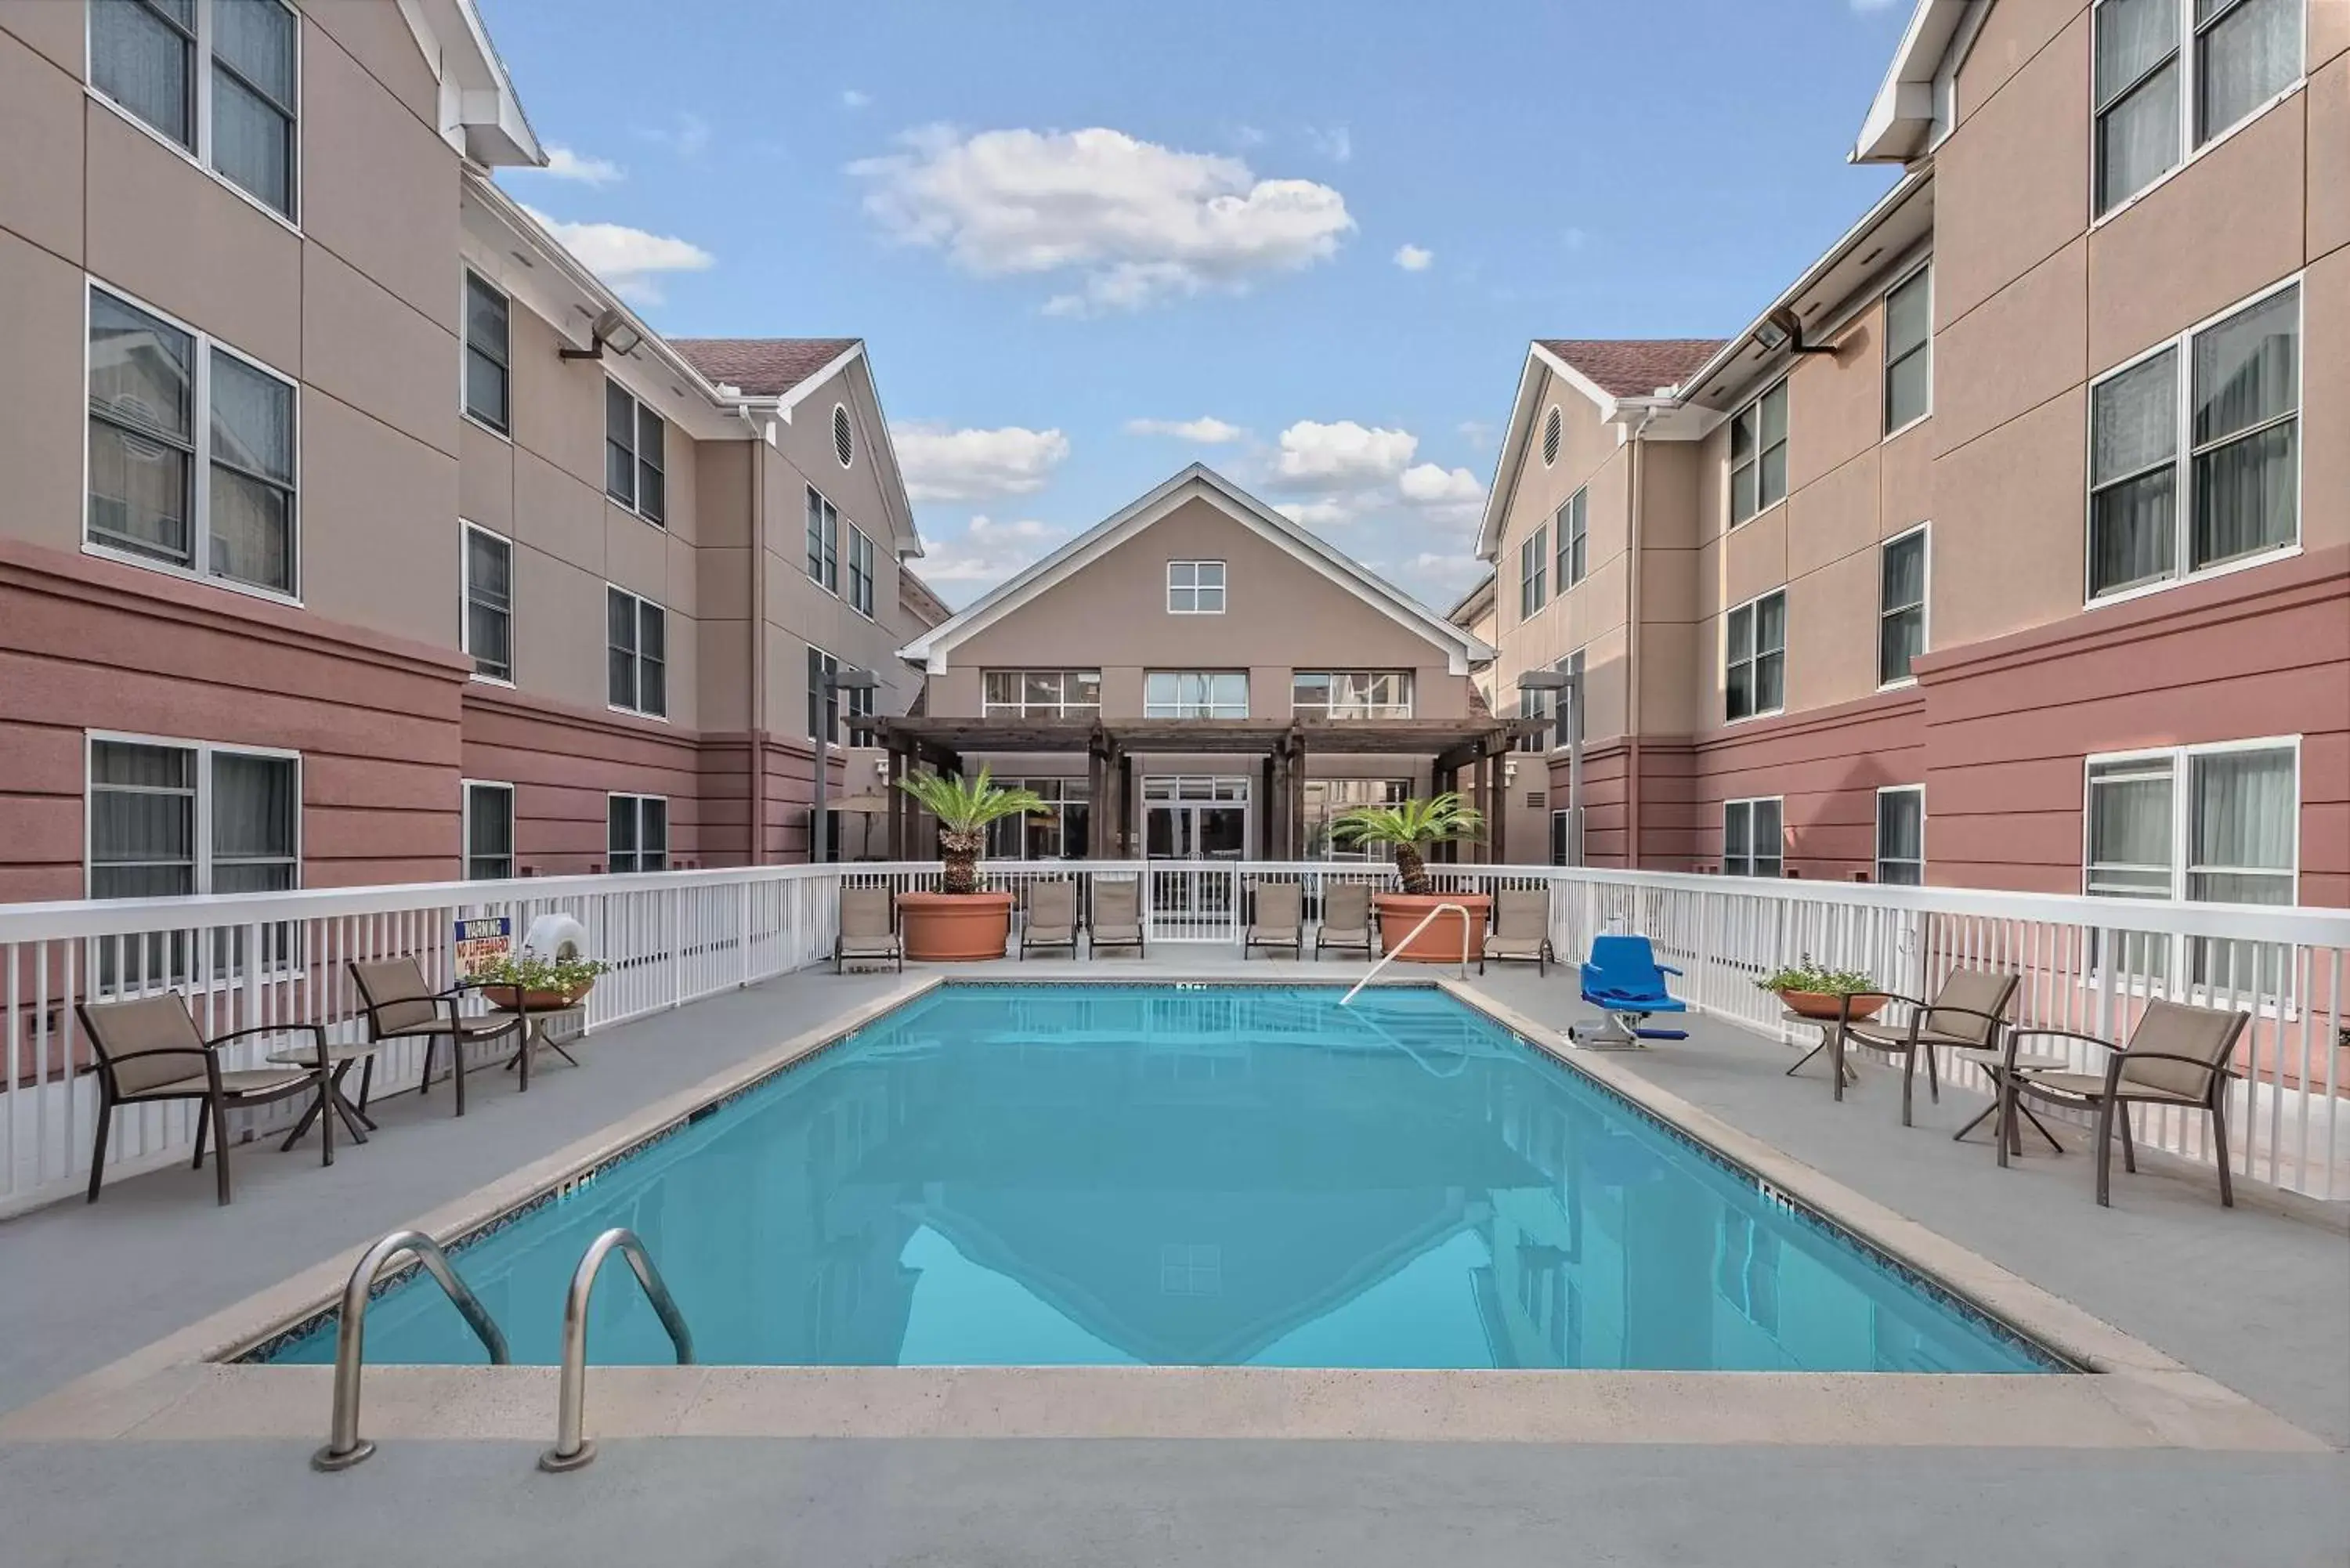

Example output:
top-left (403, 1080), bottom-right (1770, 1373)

top-left (1372, 893), bottom-right (1491, 965)
top-left (898, 891), bottom-right (1015, 962)
top-left (483, 981), bottom-right (595, 1013)
top-left (1777, 989), bottom-right (1885, 1022)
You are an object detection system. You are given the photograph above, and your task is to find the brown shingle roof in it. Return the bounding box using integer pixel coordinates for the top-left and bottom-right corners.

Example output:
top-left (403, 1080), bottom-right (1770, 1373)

top-left (1537, 338), bottom-right (1726, 398)
top-left (671, 338), bottom-right (860, 397)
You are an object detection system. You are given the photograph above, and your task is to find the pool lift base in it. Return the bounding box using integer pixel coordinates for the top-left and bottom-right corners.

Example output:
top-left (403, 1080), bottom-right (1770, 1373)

top-left (1566, 1013), bottom-right (1690, 1050)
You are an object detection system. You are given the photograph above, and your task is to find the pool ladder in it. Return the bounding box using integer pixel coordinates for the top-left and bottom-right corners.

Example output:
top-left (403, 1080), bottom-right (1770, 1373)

top-left (311, 1225), bottom-right (692, 1475)
top-left (1340, 901), bottom-right (1478, 1005)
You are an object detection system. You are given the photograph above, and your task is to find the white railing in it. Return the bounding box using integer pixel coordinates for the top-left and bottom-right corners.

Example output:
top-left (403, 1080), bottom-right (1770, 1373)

top-left (2, 860), bottom-right (2345, 1212)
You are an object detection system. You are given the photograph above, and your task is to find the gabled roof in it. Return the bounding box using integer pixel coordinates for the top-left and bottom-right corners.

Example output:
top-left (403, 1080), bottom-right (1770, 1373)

top-left (671, 338), bottom-right (863, 402)
top-left (898, 464), bottom-right (1495, 676)
top-left (1536, 339), bottom-right (1725, 399)
top-left (898, 565), bottom-right (952, 630)
top-left (400, 0), bottom-right (543, 165)
top-left (1852, 0), bottom-right (1984, 164)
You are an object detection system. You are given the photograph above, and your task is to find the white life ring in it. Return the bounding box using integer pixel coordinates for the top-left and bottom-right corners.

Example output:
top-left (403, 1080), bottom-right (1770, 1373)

top-left (520, 912), bottom-right (590, 961)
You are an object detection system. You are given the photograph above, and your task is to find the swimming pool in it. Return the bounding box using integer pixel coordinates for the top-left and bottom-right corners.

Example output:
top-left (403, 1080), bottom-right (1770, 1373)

top-left (257, 984), bottom-right (2059, 1374)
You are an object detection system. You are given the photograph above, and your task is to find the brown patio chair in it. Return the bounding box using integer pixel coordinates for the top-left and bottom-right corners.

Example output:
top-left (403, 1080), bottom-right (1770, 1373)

top-left (833, 885), bottom-right (905, 973)
top-left (1244, 881), bottom-right (1303, 959)
top-left (1020, 880), bottom-right (1080, 959)
top-left (2001, 999), bottom-right (2251, 1205)
top-left (76, 993), bottom-right (328, 1205)
top-left (1315, 881), bottom-right (1375, 961)
top-left (1090, 877), bottom-right (1145, 957)
top-left (349, 957), bottom-right (524, 1118)
top-left (1484, 888), bottom-right (1556, 975)
top-left (1835, 967), bottom-right (2021, 1129)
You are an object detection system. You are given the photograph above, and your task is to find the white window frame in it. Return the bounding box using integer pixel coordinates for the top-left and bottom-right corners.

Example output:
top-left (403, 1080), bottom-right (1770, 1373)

top-left (460, 521), bottom-right (513, 686)
top-left (2091, 0), bottom-right (2307, 226)
top-left (1878, 523), bottom-right (1930, 690)
top-left (604, 380), bottom-right (666, 525)
top-left (1729, 378), bottom-right (1789, 526)
top-left (606, 793), bottom-right (669, 875)
top-left (804, 485), bottom-right (840, 593)
top-left (84, 730), bottom-right (302, 898)
top-left (1546, 649), bottom-right (1586, 755)
top-left (1166, 560), bottom-right (1227, 614)
top-left (982, 670), bottom-right (1104, 718)
top-left (606, 586), bottom-right (668, 719)
top-left (1556, 487), bottom-right (1589, 589)
top-left (461, 269), bottom-right (512, 439)
top-left (847, 526), bottom-right (876, 618)
top-left (1722, 797), bottom-right (1784, 879)
top-left (84, 279), bottom-right (302, 605)
top-left (1518, 525), bottom-right (1548, 620)
top-left (1724, 588), bottom-right (1787, 724)
top-left (1882, 262), bottom-right (1934, 439)
top-left (1291, 671), bottom-right (1415, 721)
top-left (1875, 785), bottom-right (1926, 886)
top-left (461, 779), bottom-right (515, 880)
top-left (1144, 671), bottom-right (1249, 719)
top-left (2084, 274), bottom-right (2302, 608)
top-left (84, 0), bottom-right (303, 230)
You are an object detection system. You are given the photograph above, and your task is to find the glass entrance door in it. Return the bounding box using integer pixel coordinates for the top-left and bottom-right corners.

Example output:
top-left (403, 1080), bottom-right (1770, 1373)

top-left (1143, 776), bottom-right (1251, 938)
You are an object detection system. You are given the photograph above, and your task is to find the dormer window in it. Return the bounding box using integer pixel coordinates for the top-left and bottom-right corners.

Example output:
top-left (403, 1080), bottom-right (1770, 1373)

top-left (1166, 560), bottom-right (1226, 613)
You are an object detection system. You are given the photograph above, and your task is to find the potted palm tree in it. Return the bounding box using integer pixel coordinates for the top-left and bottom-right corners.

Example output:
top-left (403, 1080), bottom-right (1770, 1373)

top-left (893, 767), bottom-right (1048, 960)
top-left (1329, 793), bottom-right (1491, 963)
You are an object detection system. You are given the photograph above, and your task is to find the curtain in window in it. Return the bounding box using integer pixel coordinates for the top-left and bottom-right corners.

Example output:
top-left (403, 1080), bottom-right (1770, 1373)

top-left (2090, 352), bottom-right (2179, 593)
top-left (466, 531), bottom-right (512, 679)
top-left (209, 752), bottom-right (297, 894)
top-left (2197, 0), bottom-right (2301, 138)
top-left (89, 742), bottom-right (197, 899)
top-left (608, 590), bottom-right (638, 709)
top-left (212, 0), bottom-right (296, 216)
top-left (2189, 748), bottom-right (2294, 903)
top-left (2191, 287), bottom-right (2298, 567)
top-left (208, 353), bottom-right (295, 592)
top-left (608, 797), bottom-right (638, 873)
top-left (92, 0), bottom-right (194, 147)
top-left (89, 294), bottom-right (196, 565)
top-left (641, 799), bottom-right (669, 870)
top-left (467, 786), bottom-right (514, 878)
top-left (2088, 765), bottom-right (2175, 897)
top-left (464, 278), bottom-right (509, 430)
top-left (637, 602), bottom-right (667, 716)
top-left (2095, 0), bottom-right (2182, 211)
top-left (606, 384), bottom-right (637, 505)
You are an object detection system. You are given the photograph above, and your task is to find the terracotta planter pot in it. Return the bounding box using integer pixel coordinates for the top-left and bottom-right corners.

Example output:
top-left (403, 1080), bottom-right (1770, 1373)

top-left (1777, 989), bottom-right (1885, 1022)
top-left (483, 980), bottom-right (594, 1013)
top-left (898, 891), bottom-right (1015, 961)
top-left (1372, 893), bottom-right (1491, 964)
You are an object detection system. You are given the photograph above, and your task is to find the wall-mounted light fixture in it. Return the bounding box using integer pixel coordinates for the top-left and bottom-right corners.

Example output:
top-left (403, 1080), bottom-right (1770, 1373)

top-left (559, 306), bottom-right (645, 362)
top-left (1753, 305), bottom-right (1837, 359)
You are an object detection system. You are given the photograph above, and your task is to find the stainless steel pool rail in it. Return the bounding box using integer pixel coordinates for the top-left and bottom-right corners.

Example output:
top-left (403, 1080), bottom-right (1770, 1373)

top-left (539, 1227), bottom-right (695, 1473)
top-left (1340, 901), bottom-right (1477, 1005)
top-left (312, 1229), bottom-right (509, 1472)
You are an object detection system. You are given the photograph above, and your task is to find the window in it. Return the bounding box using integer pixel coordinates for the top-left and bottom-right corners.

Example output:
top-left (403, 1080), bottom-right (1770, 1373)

top-left (1513, 651), bottom-right (1582, 753)
top-left (604, 382), bottom-right (665, 523)
top-left (2088, 740), bottom-right (2297, 988)
top-left (832, 403), bottom-right (854, 468)
top-left (463, 272), bottom-right (509, 433)
top-left (463, 781), bottom-right (515, 880)
top-left (90, 0), bottom-right (299, 219)
top-left (1884, 266), bottom-right (1932, 432)
top-left (1725, 590), bottom-right (1787, 721)
top-left (1879, 526), bottom-right (1928, 686)
top-left (985, 778), bottom-right (1091, 859)
top-left (1518, 525), bottom-right (1548, 619)
top-left (606, 794), bottom-right (668, 873)
top-left (1555, 489), bottom-right (1588, 589)
top-left (2089, 283), bottom-right (2299, 599)
top-left (1875, 786), bottom-right (1925, 886)
top-left (983, 670), bottom-right (1103, 717)
top-left (1302, 779), bottom-right (1410, 859)
top-left (606, 587), bottom-right (667, 717)
top-left (87, 285), bottom-right (297, 597)
top-left (1723, 797), bottom-right (1784, 879)
top-left (804, 486), bottom-right (839, 591)
top-left (1292, 672), bottom-right (1414, 720)
top-left (1166, 560), bottom-right (1226, 613)
top-left (2094, 0), bottom-right (2303, 217)
top-left (1144, 671), bottom-right (1248, 718)
top-left (847, 527), bottom-right (875, 617)
top-left (1541, 406), bottom-right (1563, 466)
top-left (89, 736), bottom-right (297, 900)
top-left (462, 523), bottom-right (512, 682)
top-left (1730, 379), bottom-right (1788, 525)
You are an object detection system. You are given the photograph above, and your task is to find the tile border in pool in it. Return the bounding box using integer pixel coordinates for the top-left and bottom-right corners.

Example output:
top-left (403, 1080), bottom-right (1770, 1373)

top-left (0, 973), bottom-right (2323, 1454)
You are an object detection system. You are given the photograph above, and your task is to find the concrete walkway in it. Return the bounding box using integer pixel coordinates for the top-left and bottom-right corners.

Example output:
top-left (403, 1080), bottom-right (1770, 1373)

top-left (2, 956), bottom-right (2345, 1567)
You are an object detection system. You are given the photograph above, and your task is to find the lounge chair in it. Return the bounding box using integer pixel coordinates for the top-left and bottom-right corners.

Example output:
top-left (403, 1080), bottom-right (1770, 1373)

top-left (1244, 881), bottom-right (1303, 959)
top-left (2001, 999), bottom-right (2251, 1205)
top-left (1835, 968), bottom-right (2020, 1129)
top-left (1567, 935), bottom-right (1687, 1047)
top-left (350, 958), bottom-right (526, 1118)
top-left (1020, 880), bottom-right (1080, 959)
top-left (1090, 877), bottom-right (1145, 957)
top-left (1484, 888), bottom-right (1556, 975)
top-left (76, 993), bottom-right (330, 1205)
top-left (833, 886), bottom-right (905, 973)
top-left (1314, 881), bottom-right (1375, 960)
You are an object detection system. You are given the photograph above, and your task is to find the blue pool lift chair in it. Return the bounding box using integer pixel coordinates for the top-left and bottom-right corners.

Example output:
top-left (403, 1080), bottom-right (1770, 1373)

top-left (1568, 935), bottom-right (1689, 1047)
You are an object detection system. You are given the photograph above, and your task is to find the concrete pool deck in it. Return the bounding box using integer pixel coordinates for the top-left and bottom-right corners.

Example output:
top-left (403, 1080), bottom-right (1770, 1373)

top-left (2, 957), bottom-right (2346, 1565)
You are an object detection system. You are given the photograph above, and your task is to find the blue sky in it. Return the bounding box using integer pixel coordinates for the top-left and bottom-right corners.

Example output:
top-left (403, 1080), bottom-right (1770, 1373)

top-left (483, 0), bottom-right (1914, 610)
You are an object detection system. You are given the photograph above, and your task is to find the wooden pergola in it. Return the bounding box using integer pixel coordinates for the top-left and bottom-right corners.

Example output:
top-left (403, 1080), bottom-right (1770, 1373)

top-left (873, 716), bottom-right (1540, 862)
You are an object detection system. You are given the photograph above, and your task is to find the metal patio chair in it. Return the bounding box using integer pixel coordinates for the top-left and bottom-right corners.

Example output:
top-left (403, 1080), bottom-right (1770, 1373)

top-left (1314, 881), bottom-right (1375, 960)
top-left (349, 958), bottom-right (526, 1118)
top-left (1244, 881), bottom-right (1304, 959)
top-left (1089, 877), bottom-right (1146, 957)
top-left (833, 885), bottom-right (906, 973)
top-left (1835, 967), bottom-right (2021, 1129)
top-left (1484, 887), bottom-right (1556, 975)
top-left (1019, 880), bottom-right (1080, 959)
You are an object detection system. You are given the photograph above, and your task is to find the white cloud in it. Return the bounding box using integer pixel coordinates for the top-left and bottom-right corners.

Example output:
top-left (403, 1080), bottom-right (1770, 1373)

top-left (1397, 464), bottom-right (1488, 530)
top-left (1397, 551), bottom-right (1488, 598)
top-left (1125, 416), bottom-right (1245, 444)
top-left (1848, 0), bottom-right (1901, 10)
top-left (1393, 244), bottom-right (1434, 272)
top-left (522, 207), bottom-right (714, 305)
top-left (891, 424), bottom-right (1070, 502)
top-left (1270, 419), bottom-right (1417, 492)
top-left (841, 89), bottom-right (871, 108)
top-left (919, 515), bottom-right (1072, 602)
top-left (539, 145), bottom-right (624, 185)
top-left (638, 112), bottom-right (711, 159)
top-left (1457, 420), bottom-right (1497, 451)
top-left (1305, 125), bottom-right (1353, 164)
top-left (1274, 499), bottom-right (1355, 530)
top-left (851, 125), bottom-right (1354, 316)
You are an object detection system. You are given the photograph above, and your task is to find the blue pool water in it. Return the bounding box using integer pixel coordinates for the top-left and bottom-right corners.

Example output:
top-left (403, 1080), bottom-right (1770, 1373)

top-left (261, 985), bottom-right (2057, 1373)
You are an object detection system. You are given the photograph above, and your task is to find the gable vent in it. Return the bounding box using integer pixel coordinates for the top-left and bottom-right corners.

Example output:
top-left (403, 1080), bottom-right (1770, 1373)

top-left (1541, 406), bottom-right (1562, 467)
top-left (832, 403), bottom-right (854, 468)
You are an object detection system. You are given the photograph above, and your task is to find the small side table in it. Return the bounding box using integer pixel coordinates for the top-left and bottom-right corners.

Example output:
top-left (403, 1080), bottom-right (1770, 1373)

top-left (487, 1003), bottom-right (585, 1092)
top-left (268, 1041), bottom-right (381, 1154)
top-left (1782, 1010), bottom-right (1860, 1097)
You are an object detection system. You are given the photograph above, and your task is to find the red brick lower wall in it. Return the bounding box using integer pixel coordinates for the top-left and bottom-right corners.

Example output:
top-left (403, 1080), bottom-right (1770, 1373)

top-left (461, 688), bottom-right (712, 874)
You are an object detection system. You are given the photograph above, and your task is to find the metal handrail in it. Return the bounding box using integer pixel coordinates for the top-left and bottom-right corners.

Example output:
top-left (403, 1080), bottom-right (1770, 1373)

top-left (539, 1227), bottom-right (695, 1473)
top-left (1340, 901), bottom-right (1477, 1005)
top-left (312, 1229), bottom-right (508, 1472)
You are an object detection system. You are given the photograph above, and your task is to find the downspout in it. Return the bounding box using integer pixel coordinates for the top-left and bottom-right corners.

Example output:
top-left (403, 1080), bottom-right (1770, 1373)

top-left (1623, 405), bottom-right (1661, 869)
top-left (739, 408), bottom-right (770, 865)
